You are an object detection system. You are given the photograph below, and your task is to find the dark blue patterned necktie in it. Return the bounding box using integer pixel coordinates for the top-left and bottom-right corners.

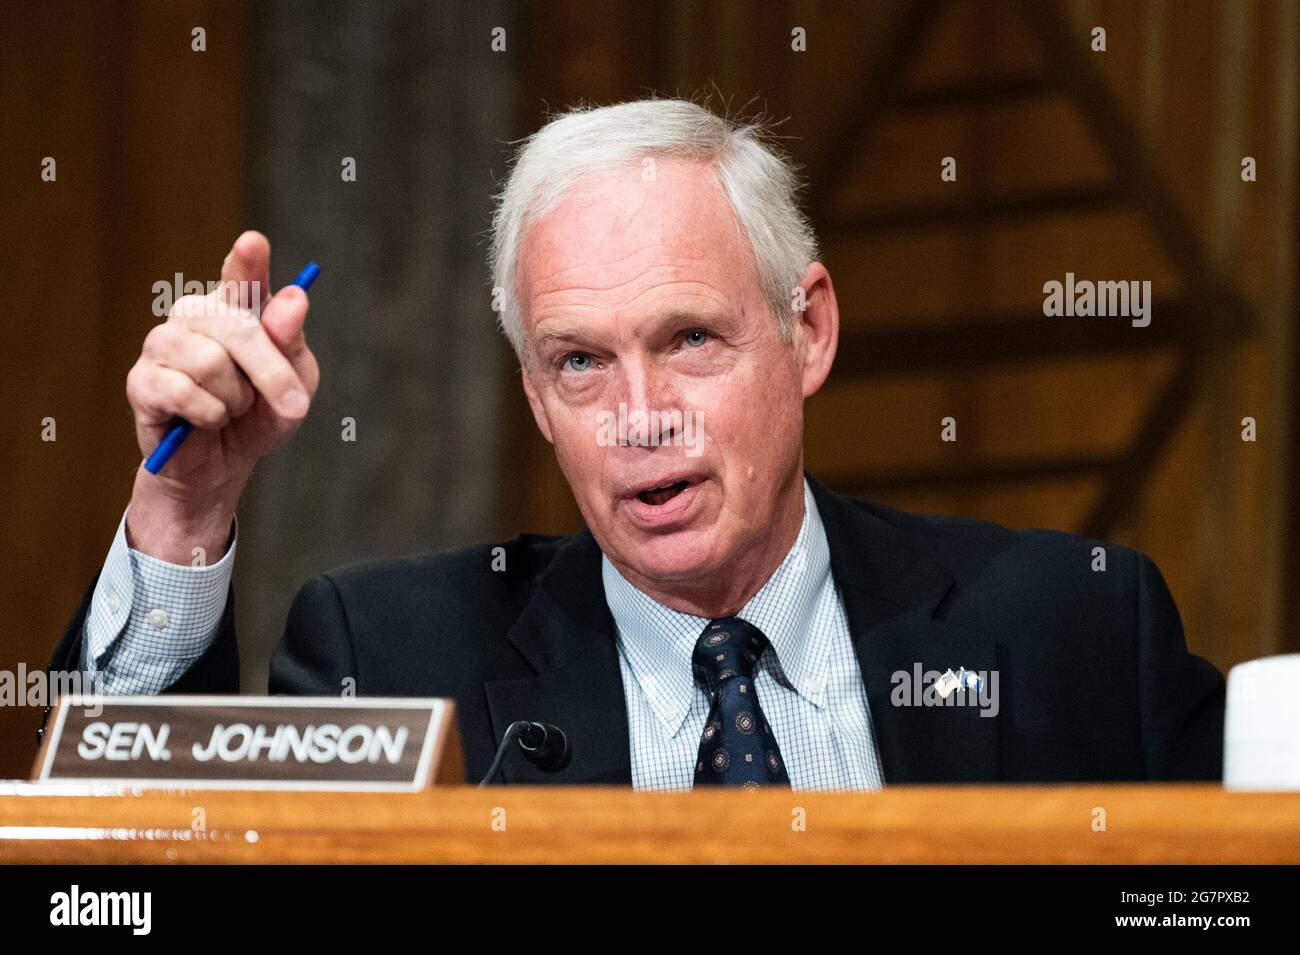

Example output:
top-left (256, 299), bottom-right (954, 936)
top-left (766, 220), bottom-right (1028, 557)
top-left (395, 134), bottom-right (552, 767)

top-left (692, 617), bottom-right (791, 788)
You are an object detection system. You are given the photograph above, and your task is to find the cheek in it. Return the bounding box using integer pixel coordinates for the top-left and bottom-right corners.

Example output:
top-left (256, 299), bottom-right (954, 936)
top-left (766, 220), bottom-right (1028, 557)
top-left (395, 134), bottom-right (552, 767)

top-left (686, 361), bottom-right (793, 440)
top-left (701, 384), bottom-right (802, 494)
top-left (546, 405), bottom-right (605, 480)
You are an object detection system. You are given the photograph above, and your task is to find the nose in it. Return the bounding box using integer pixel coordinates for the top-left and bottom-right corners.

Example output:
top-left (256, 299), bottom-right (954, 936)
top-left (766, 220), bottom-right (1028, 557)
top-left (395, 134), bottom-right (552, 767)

top-left (614, 358), bottom-right (683, 448)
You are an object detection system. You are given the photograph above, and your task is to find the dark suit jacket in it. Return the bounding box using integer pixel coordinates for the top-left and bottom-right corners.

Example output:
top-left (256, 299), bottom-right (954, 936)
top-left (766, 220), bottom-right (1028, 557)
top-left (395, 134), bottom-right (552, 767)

top-left (49, 476), bottom-right (1225, 784)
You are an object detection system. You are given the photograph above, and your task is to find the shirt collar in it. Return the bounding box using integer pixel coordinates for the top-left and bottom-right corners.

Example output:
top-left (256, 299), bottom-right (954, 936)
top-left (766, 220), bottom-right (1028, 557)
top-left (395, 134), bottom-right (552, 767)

top-left (601, 478), bottom-right (833, 737)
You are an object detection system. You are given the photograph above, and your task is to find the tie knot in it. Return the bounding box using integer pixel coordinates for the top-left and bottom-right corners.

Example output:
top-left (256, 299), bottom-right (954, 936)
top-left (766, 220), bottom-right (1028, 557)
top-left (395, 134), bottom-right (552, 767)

top-left (693, 617), bottom-right (769, 691)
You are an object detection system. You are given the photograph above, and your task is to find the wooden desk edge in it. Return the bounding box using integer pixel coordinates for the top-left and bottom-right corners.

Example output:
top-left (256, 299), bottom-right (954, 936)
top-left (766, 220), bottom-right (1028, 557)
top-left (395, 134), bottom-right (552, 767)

top-left (1, 783), bottom-right (1297, 864)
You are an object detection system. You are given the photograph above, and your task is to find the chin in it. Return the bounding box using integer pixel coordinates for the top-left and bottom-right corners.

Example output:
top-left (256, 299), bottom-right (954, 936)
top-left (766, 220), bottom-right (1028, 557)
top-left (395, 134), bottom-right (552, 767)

top-left (616, 526), bottom-right (727, 585)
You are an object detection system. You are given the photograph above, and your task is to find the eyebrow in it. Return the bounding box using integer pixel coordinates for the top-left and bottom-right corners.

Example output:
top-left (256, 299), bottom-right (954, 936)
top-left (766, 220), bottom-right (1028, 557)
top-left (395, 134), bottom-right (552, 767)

top-left (531, 327), bottom-right (590, 351)
top-left (531, 308), bottom-right (736, 352)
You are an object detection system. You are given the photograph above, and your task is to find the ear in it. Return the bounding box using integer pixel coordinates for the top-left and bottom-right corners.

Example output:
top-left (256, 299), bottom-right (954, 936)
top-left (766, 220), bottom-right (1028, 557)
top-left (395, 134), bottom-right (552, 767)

top-left (520, 364), bottom-right (554, 444)
top-left (794, 262), bottom-right (839, 398)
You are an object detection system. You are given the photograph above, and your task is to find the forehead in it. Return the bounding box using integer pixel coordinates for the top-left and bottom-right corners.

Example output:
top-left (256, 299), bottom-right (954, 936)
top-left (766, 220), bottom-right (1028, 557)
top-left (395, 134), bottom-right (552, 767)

top-left (516, 158), bottom-right (760, 325)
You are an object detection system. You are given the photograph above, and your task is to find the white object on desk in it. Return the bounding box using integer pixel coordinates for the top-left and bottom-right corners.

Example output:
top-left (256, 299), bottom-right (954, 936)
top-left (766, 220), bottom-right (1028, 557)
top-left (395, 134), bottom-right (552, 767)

top-left (1224, 653), bottom-right (1300, 790)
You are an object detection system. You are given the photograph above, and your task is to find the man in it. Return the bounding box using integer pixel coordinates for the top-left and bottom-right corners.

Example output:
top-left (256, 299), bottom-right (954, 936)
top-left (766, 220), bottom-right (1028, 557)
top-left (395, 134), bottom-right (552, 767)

top-left (48, 99), bottom-right (1224, 788)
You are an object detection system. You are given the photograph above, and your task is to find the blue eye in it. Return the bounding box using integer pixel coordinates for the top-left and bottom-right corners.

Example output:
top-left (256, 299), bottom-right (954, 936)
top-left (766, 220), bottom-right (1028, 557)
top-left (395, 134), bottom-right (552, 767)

top-left (684, 329), bottom-right (708, 348)
top-left (564, 353), bottom-right (593, 372)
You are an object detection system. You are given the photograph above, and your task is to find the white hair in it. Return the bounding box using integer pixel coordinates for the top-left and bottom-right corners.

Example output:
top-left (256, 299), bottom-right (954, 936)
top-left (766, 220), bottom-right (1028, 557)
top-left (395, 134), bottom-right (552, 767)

top-left (489, 98), bottom-right (820, 358)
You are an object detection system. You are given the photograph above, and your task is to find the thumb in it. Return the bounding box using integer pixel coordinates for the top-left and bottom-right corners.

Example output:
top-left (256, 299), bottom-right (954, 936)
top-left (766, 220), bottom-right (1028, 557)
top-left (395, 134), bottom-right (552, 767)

top-left (261, 285), bottom-right (315, 382)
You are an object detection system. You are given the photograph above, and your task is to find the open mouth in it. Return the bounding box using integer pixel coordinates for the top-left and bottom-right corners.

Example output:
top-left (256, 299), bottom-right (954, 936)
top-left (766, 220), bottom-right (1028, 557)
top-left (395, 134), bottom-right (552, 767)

top-left (636, 480), bottom-right (691, 506)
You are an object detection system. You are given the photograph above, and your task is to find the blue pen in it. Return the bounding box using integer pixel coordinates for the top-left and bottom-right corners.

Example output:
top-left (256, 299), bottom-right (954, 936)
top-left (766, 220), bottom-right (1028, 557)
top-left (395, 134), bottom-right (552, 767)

top-left (143, 261), bottom-right (320, 475)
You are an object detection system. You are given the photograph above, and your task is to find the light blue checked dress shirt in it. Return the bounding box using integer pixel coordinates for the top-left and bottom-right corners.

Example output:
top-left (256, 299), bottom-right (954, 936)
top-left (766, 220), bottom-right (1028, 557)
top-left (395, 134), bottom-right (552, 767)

top-left (84, 481), bottom-right (885, 792)
top-left (604, 479), bottom-right (885, 791)
top-left (80, 507), bottom-right (238, 690)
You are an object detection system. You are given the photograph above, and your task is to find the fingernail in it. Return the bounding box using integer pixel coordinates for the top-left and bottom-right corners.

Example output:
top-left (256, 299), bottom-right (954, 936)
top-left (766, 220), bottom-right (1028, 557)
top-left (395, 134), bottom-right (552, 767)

top-left (281, 388), bottom-right (309, 417)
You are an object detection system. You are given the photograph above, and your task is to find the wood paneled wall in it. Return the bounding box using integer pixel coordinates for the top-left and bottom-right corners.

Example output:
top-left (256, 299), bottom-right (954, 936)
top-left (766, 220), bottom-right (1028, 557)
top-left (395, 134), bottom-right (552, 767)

top-left (0, 1), bottom-right (250, 777)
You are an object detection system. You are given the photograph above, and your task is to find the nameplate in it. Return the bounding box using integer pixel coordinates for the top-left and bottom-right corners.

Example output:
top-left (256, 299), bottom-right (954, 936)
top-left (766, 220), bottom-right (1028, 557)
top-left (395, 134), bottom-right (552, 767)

top-left (32, 695), bottom-right (464, 791)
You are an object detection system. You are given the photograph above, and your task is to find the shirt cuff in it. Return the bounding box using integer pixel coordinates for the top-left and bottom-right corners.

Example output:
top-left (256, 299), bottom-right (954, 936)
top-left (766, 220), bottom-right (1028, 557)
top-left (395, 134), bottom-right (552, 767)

top-left (84, 505), bottom-right (238, 670)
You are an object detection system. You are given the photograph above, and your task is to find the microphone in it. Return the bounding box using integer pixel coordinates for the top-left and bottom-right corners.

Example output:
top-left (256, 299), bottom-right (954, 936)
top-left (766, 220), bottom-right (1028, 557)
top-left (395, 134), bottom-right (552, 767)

top-left (516, 721), bottom-right (572, 772)
top-left (477, 720), bottom-right (573, 786)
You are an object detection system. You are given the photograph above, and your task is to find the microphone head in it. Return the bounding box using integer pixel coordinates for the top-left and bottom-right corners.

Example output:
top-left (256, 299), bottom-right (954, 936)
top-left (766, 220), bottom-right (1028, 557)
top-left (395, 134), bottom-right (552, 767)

top-left (517, 722), bottom-right (572, 773)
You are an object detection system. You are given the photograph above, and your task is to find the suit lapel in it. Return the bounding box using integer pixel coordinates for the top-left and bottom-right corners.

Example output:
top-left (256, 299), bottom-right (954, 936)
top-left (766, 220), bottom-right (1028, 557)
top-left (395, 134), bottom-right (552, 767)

top-left (483, 529), bottom-right (633, 784)
top-left (810, 477), bottom-right (1002, 783)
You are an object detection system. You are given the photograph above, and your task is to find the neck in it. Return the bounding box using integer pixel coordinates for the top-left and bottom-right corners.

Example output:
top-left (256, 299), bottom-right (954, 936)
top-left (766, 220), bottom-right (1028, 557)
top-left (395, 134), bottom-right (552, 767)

top-left (613, 470), bottom-right (806, 619)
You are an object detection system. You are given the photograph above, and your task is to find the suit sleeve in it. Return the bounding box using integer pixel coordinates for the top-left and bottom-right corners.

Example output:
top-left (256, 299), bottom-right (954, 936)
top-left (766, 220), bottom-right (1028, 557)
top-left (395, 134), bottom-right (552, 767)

top-left (268, 574), bottom-right (358, 695)
top-left (1135, 552), bottom-right (1226, 780)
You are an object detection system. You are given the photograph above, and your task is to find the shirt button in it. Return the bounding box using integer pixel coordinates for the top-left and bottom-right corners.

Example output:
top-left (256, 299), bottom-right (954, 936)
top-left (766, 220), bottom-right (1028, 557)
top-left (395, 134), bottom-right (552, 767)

top-left (146, 608), bottom-right (169, 630)
top-left (106, 590), bottom-right (121, 614)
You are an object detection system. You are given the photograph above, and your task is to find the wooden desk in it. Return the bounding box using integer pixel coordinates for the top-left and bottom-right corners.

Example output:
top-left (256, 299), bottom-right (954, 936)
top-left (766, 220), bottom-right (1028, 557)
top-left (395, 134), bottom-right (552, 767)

top-left (1, 783), bottom-right (1297, 864)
